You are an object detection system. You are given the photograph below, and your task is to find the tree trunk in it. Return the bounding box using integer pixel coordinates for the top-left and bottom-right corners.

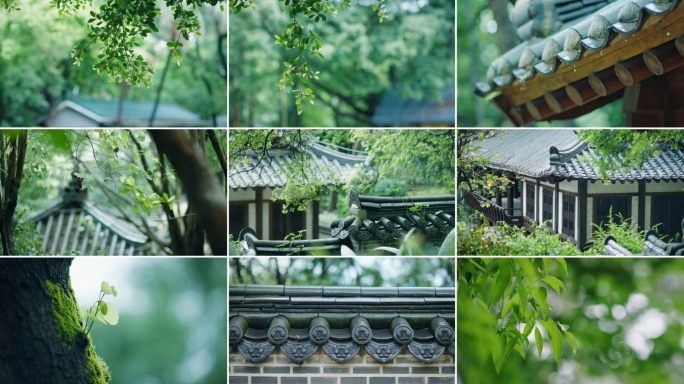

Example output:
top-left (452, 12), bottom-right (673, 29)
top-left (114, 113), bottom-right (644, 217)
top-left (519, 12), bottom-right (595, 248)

top-left (0, 259), bottom-right (111, 384)
top-left (148, 130), bottom-right (227, 255)
top-left (0, 130), bottom-right (27, 255)
top-left (490, 0), bottom-right (517, 53)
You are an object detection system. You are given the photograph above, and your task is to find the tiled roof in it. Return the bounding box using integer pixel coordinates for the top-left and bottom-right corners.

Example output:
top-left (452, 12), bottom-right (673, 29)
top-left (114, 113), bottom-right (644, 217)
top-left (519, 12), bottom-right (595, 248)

top-left (30, 176), bottom-right (148, 255)
top-left (236, 191), bottom-right (455, 255)
top-left (229, 285), bottom-right (455, 364)
top-left (476, 0), bottom-right (679, 94)
top-left (332, 191), bottom-right (455, 253)
top-left (371, 85), bottom-right (455, 126)
top-left (229, 140), bottom-right (369, 189)
top-left (474, 130), bottom-right (684, 181)
top-left (61, 98), bottom-right (208, 127)
top-left (471, 130), bottom-right (581, 177)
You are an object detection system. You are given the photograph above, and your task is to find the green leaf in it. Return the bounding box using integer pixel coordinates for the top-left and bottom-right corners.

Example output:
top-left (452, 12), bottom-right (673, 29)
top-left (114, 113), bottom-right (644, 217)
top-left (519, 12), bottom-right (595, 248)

top-left (133, 204), bottom-right (140, 214)
top-left (542, 276), bottom-right (565, 295)
top-left (100, 302), bottom-right (119, 325)
top-left (542, 258), bottom-right (551, 273)
top-left (515, 258), bottom-right (536, 282)
top-left (489, 259), bottom-right (511, 307)
top-left (565, 330), bottom-right (577, 355)
top-left (99, 300), bottom-right (108, 315)
top-left (87, 184), bottom-right (94, 193)
top-left (555, 258), bottom-right (568, 275)
top-left (534, 326), bottom-right (543, 357)
top-left (101, 281), bottom-right (112, 294)
top-left (540, 320), bottom-right (563, 365)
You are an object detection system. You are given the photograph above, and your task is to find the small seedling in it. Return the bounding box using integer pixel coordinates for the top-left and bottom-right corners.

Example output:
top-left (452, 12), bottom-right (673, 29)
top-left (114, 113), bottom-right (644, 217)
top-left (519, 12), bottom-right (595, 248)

top-left (80, 281), bottom-right (119, 335)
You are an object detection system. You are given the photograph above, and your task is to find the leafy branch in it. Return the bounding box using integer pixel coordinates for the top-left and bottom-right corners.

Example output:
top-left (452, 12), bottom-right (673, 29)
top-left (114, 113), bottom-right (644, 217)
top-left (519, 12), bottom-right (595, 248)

top-left (233, 0), bottom-right (391, 115)
top-left (79, 281), bottom-right (119, 336)
top-left (458, 258), bottom-right (577, 374)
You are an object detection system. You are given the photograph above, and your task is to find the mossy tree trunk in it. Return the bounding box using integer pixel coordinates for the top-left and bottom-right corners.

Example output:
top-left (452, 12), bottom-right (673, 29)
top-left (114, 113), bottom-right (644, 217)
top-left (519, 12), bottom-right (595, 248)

top-left (0, 259), bottom-right (109, 384)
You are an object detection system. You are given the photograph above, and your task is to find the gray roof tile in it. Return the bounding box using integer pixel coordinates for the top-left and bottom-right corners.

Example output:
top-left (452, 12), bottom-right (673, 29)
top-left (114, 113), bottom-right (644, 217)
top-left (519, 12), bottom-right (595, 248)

top-left (229, 140), bottom-right (368, 189)
top-left (473, 130), bottom-right (684, 181)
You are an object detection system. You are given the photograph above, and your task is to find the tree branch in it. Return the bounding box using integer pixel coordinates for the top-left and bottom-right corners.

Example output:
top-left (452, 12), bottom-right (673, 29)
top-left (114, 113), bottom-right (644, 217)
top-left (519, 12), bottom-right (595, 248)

top-left (148, 130), bottom-right (227, 255)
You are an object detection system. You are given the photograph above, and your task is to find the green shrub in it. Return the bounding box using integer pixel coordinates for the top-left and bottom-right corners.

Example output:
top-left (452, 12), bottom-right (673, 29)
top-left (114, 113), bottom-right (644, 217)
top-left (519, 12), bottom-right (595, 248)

top-left (457, 220), bottom-right (579, 256)
top-left (586, 207), bottom-right (651, 255)
top-left (370, 178), bottom-right (408, 197)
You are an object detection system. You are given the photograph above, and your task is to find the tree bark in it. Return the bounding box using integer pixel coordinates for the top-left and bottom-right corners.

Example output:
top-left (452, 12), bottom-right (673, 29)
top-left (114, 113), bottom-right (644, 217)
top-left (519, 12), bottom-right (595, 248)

top-left (0, 130), bottom-right (27, 255)
top-left (0, 259), bottom-right (110, 384)
top-left (490, 0), bottom-right (517, 53)
top-left (148, 130), bottom-right (227, 255)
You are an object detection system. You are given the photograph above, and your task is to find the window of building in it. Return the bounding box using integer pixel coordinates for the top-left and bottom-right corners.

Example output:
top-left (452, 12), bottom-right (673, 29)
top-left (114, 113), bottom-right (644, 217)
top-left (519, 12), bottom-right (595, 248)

top-left (595, 196), bottom-right (630, 230)
top-left (526, 185), bottom-right (535, 220)
top-left (562, 195), bottom-right (575, 237)
top-left (542, 188), bottom-right (553, 228)
top-left (271, 202), bottom-right (306, 240)
top-left (652, 196), bottom-right (684, 242)
top-left (229, 204), bottom-right (247, 241)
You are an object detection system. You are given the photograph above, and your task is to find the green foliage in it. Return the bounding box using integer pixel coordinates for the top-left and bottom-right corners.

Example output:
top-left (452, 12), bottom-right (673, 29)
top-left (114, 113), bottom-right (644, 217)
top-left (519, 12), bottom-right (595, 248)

top-left (80, 281), bottom-right (119, 336)
top-left (586, 207), bottom-right (651, 255)
top-left (353, 129), bottom-right (455, 193)
top-left (370, 178), bottom-right (408, 197)
top-left (230, 0), bottom-right (453, 125)
top-left (577, 130), bottom-right (684, 180)
top-left (458, 129), bottom-right (512, 202)
top-left (457, 221), bottom-right (580, 256)
top-left (458, 258), bottom-right (576, 375)
top-left (64, 0), bottom-right (222, 87)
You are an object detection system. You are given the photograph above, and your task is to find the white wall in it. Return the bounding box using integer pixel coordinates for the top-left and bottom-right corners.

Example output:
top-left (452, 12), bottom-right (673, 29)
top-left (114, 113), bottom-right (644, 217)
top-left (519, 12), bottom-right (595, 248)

top-left (262, 203), bottom-right (270, 240)
top-left (645, 180), bottom-right (684, 193)
top-left (558, 192), bottom-right (563, 234)
top-left (586, 197), bottom-right (593, 240)
top-left (306, 201), bottom-right (314, 240)
top-left (230, 189), bottom-right (256, 201)
top-left (248, 203), bottom-right (256, 232)
top-left (558, 180), bottom-right (578, 193)
top-left (51, 108), bottom-right (99, 127)
top-left (588, 181), bottom-right (638, 194)
top-left (645, 196), bottom-right (651, 229)
top-left (631, 196), bottom-right (639, 227)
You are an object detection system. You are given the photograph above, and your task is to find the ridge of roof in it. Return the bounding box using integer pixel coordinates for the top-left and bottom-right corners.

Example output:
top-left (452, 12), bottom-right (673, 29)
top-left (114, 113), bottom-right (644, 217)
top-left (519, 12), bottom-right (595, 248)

top-left (229, 284), bottom-right (455, 364)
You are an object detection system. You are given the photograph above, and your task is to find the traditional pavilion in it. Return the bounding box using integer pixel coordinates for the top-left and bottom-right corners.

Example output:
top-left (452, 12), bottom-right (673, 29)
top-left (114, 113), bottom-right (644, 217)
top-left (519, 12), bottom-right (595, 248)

top-left (229, 138), bottom-right (369, 242)
top-left (464, 130), bottom-right (684, 250)
top-left (473, 0), bottom-right (684, 126)
top-left (30, 174), bottom-right (149, 255)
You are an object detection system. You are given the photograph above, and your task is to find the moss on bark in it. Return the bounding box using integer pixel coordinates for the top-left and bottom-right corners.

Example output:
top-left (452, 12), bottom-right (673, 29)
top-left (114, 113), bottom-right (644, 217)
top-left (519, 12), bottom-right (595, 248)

top-left (46, 280), bottom-right (111, 384)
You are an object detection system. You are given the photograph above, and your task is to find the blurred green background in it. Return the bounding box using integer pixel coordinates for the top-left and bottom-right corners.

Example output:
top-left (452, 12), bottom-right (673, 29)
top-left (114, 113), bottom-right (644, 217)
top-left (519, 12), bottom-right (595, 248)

top-left (458, 258), bottom-right (684, 383)
top-left (229, 257), bottom-right (455, 287)
top-left (71, 258), bottom-right (227, 384)
top-left (229, 0), bottom-right (454, 127)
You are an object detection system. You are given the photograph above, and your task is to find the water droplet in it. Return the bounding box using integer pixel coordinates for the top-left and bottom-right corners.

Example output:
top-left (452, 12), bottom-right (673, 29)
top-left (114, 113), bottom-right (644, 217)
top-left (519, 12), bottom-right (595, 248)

top-left (573, 64), bottom-right (577, 73)
top-left (600, 50), bottom-right (603, 56)
top-left (667, 32), bottom-right (671, 36)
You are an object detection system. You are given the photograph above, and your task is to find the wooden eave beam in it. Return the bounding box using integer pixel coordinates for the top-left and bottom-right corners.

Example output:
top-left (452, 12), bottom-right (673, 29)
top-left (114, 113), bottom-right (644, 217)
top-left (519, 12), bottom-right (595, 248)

top-left (492, 1), bottom-right (684, 124)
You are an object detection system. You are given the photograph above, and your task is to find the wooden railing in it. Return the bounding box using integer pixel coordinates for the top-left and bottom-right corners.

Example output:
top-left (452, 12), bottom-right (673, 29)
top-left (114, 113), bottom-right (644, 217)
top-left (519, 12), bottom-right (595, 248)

top-left (463, 193), bottom-right (523, 226)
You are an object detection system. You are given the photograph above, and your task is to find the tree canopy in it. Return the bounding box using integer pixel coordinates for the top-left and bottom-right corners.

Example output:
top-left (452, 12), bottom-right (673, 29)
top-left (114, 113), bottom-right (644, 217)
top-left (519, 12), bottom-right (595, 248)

top-left (0, 0), bottom-right (226, 126)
